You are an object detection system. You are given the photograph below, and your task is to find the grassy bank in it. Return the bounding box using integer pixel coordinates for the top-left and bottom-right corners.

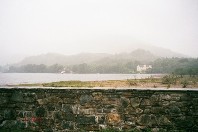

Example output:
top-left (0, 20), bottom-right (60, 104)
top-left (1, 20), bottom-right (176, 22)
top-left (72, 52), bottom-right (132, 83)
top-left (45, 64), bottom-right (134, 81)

top-left (13, 75), bottom-right (198, 88)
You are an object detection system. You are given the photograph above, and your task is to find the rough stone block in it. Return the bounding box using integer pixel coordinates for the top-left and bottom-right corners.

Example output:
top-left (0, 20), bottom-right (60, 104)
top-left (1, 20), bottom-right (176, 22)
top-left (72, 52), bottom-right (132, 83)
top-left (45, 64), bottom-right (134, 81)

top-left (160, 94), bottom-right (171, 101)
top-left (63, 98), bottom-right (77, 104)
top-left (130, 97), bottom-right (141, 108)
top-left (0, 120), bottom-right (17, 128)
top-left (46, 104), bottom-right (56, 111)
top-left (4, 109), bottom-right (16, 120)
top-left (168, 106), bottom-right (181, 115)
top-left (37, 96), bottom-right (62, 105)
top-left (80, 95), bottom-right (93, 105)
top-left (157, 115), bottom-right (171, 126)
top-left (35, 107), bottom-right (46, 117)
top-left (136, 108), bottom-right (143, 114)
top-left (62, 104), bottom-right (73, 114)
top-left (79, 108), bottom-right (95, 115)
top-left (77, 115), bottom-right (96, 125)
top-left (121, 97), bottom-right (130, 108)
top-left (151, 107), bottom-right (165, 114)
top-left (63, 113), bottom-right (76, 121)
top-left (138, 114), bottom-right (157, 126)
top-left (61, 121), bottom-right (74, 129)
top-left (150, 94), bottom-right (160, 102)
top-left (141, 99), bottom-right (151, 106)
top-left (106, 113), bottom-right (121, 125)
top-left (54, 111), bottom-right (63, 120)
top-left (92, 92), bottom-right (103, 100)
top-left (23, 93), bottom-right (37, 103)
top-left (0, 96), bottom-right (8, 104)
top-left (11, 91), bottom-right (24, 102)
top-left (71, 104), bottom-right (80, 114)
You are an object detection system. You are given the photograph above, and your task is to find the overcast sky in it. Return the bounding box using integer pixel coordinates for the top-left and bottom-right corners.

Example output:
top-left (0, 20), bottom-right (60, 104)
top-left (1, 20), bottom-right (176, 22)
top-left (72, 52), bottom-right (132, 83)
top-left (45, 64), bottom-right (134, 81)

top-left (0, 0), bottom-right (198, 65)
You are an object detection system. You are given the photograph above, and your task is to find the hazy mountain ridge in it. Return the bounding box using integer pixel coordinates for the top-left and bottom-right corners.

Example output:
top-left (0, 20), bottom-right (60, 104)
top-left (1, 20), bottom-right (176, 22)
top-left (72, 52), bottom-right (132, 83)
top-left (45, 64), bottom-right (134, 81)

top-left (140, 45), bottom-right (188, 58)
top-left (17, 52), bottom-right (111, 66)
top-left (14, 47), bottom-right (186, 66)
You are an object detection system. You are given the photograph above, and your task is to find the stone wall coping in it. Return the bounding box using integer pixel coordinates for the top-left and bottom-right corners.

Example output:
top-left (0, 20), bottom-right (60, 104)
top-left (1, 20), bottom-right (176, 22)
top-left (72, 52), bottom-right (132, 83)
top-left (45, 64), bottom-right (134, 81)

top-left (0, 87), bottom-right (198, 91)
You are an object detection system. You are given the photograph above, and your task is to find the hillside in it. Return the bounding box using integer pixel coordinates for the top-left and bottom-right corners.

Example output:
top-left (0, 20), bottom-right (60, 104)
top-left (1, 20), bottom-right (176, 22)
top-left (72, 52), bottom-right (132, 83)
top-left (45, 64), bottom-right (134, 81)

top-left (14, 47), bottom-right (183, 66)
top-left (16, 53), bottom-right (111, 66)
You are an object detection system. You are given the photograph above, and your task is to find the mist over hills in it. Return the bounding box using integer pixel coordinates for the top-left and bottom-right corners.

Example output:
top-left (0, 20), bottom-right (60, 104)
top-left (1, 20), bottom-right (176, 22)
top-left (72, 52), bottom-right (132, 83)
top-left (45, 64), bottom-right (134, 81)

top-left (16, 53), bottom-right (111, 66)
top-left (14, 47), bottom-right (186, 66)
top-left (4, 47), bottom-right (197, 74)
top-left (0, 37), bottom-right (189, 66)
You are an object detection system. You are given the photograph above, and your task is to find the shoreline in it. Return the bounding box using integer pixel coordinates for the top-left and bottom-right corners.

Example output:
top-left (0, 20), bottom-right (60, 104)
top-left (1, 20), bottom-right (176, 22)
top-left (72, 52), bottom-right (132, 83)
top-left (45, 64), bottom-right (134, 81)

top-left (4, 76), bottom-right (198, 88)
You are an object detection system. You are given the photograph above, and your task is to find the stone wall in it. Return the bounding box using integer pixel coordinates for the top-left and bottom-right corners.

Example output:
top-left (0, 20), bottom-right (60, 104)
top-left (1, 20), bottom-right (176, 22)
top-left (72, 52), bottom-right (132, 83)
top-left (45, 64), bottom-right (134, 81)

top-left (0, 88), bottom-right (198, 131)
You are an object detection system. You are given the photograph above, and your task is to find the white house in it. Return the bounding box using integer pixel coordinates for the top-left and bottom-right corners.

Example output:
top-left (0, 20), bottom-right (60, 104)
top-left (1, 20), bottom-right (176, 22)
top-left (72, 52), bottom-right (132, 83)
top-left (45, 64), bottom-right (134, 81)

top-left (137, 65), bottom-right (152, 73)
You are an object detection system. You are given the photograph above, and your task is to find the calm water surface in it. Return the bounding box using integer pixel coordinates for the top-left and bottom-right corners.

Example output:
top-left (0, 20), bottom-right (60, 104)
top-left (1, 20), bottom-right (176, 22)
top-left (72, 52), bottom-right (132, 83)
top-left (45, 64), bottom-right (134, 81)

top-left (0, 73), bottom-right (163, 85)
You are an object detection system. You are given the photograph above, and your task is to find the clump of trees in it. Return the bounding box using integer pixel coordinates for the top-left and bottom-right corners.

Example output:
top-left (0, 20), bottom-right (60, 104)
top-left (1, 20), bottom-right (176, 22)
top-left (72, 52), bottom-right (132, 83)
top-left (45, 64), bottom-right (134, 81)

top-left (150, 58), bottom-right (198, 76)
top-left (7, 64), bottom-right (64, 73)
top-left (161, 74), bottom-right (198, 88)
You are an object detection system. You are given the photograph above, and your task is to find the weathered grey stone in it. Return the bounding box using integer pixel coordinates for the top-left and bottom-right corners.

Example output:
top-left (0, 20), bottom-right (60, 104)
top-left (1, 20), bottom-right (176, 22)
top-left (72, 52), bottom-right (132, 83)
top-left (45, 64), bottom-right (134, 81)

top-left (18, 111), bottom-right (32, 118)
top-left (79, 108), bottom-right (95, 115)
top-left (136, 108), bottom-right (143, 114)
top-left (80, 95), bottom-right (93, 105)
top-left (104, 104), bottom-right (118, 109)
top-left (46, 104), bottom-right (56, 111)
top-left (160, 94), bottom-right (171, 101)
top-left (4, 109), bottom-right (16, 120)
top-left (92, 92), bottom-right (103, 100)
top-left (151, 107), bottom-right (165, 114)
top-left (77, 115), bottom-right (96, 124)
top-left (63, 113), bottom-right (76, 121)
top-left (77, 124), bottom-right (99, 131)
top-left (138, 114), bottom-right (151, 126)
top-left (161, 101), bottom-right (170, 106)
top-left (157, 115), bottom-right (171, 125)
top-left (11, 91), bottom-right (24, 102)
top-left (192, 98), bottom-right (198, 105)
top-left (103, 108), bottom-right (112, 113)
top-left (128, 127), bottom-right (142, 132)
top-left (23, 93), bottom-right (36, 103)
top-left (168, 106), bottom-right (181, 115)
top-left (37, 96), bottom-right (62, 105)
top-left (150, 94), bottom-right (160, 102)
top-left (0, 96), bottom-right (8, 104)
top-left (62, 104), bottom-right (73, 114)
top-left (144, 109), bottom-right (150, 114)
top-left (0, 120), bottom-right (17, 128)
top-left (63, 98), bottom-right (77, 104)
top-left (170, 93), bottom-right (183, 97)
top-left (130, 97), bottom-right (141, 108)
top-left (171, 96), bottom-right (180, 101)
top-left (149, 114), bottom-right (157, 126)
top-left (61, 121), bottom-right (74, 129)
top-left (71, 104), bottom-right (80, 114)
top-left (180, 95), bottom-right (191, 101)
top-left (141, 99), bottom-right (151, 106)
top-left (96, 115), bottom-right (105, 124)
top-left (151, 128), bottom-right (160, 132)
top-left (35, 107), bottom-right (46, 117)
top-left (54, 111), bottom-right (63, 120)
top-left (15, 120), bottom-right (27, 129)
top-left (121, 97), bottom-right (130, 108)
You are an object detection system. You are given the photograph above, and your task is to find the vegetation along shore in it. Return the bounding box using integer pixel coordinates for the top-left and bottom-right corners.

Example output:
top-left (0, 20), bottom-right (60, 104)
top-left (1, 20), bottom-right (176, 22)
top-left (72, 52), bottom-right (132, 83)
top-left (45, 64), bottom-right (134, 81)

top-left (13, 75), bottom-right (198, 88)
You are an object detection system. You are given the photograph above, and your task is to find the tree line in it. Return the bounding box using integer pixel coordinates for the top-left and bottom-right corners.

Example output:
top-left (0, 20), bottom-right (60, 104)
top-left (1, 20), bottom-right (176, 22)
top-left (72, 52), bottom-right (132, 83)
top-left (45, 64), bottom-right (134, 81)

top-left (4, 58), bottom-right (198, 75)
top-left (149, 58), bottom-right (198, 76)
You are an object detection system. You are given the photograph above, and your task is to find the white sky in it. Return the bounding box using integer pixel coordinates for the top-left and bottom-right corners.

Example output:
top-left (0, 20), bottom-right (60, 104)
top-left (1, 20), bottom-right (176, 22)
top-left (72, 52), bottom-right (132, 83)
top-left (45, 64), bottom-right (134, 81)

top-left (0, 0), bottom-right (198, 64)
